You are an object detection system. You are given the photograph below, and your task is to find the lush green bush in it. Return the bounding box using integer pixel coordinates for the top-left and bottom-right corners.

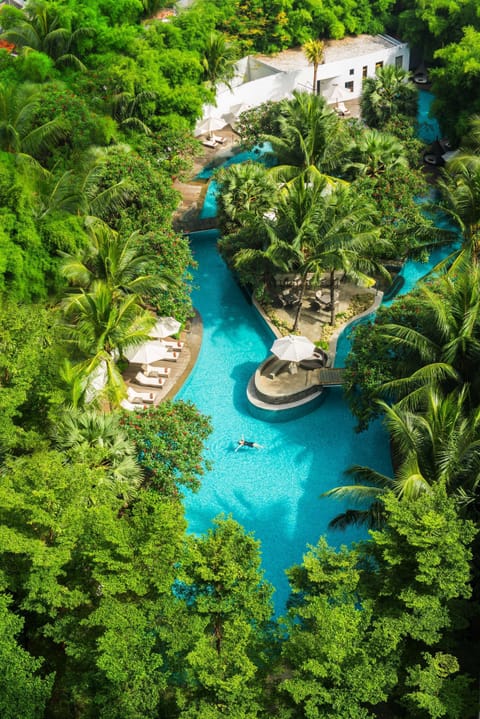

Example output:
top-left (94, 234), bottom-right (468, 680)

top-left (120, 400), bottom-right (212, 496)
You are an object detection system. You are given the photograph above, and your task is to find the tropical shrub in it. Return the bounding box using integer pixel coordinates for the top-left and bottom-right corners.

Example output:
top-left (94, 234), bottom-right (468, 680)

top-left (120, 400), bottom-right (212, 496)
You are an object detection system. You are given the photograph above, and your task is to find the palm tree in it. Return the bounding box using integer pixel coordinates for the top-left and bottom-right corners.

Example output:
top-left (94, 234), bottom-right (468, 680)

top-left (263, 90), bottom-right (347, 183)
top-left (61, 284), bottom-right (156, 406)
top-left (52, 407), bottom-right (143, 499)
top-left (324, 386), bottom-right (480, 529)
top-left (346, 128), bottom-right (409, 178)
top-left (303, 39), bottom-right (324, 94)
top-left (434, 157), bottom-right (480, 269)
top-left (215, 161), bottom-right (278, 234)
top-left (246, 173), bottom-right (385, 329)
top-left (1, 0), bottom-right (93, 70)
top-left (201, 31), bottom-right (237, 91)
top-left (60, 221), bottom-right (168, 301)
top-left (262, 175), bottom-right (328, 330)
top-left (110, 89), bottom-right (156, 135)
top-left (306, 182), bottom-right (388, 325)
top-left (451, 113), bottom-right (480, 156)
top-left (360, 65), bottom-right (417, 129)
top-left (377, 262), bottom-right (480, 410)
top-left (33, 147), bottom-right (131, 223)
top-left (0, 83), bottom-right (65, 161)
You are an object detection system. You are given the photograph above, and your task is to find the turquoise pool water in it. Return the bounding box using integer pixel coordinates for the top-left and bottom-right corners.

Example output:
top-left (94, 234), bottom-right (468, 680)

top-left (178, 230), bottom-right (393, 613)
top-left (417, 89), bottom-right (441, 143)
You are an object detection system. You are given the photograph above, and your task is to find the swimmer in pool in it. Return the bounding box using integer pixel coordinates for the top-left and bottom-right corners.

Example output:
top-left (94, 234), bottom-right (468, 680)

top-left (235, 436), bottom-right (264, 451)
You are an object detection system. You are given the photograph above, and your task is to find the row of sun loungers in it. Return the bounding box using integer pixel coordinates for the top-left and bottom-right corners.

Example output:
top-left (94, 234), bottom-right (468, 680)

top-left (121, 335), bottom-right (185, 410)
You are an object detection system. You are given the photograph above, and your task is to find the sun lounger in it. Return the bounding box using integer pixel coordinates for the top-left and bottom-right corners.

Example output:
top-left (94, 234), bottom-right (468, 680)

top-left (336, 102), bottom-right (350, 116)
top-left (202, 138), bottom-right (217, 149)
top-left (121, 399), bottom-right (148, 411)
top-left (127, 386), bottom-right (157, 404)
top-left (135, 372), bottom-right (166, 388)
top-left (210, 133), bottom-right (226, 144)
top-left (161, 339), bottom-right (184, 351)
top-left (141, 364), bottom-right (171, 378)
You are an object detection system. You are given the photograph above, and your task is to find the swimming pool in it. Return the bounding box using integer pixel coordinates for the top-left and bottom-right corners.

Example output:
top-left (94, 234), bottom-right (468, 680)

top-left (179, 91), bottom-right (448, 613)
top-left (417, 89), bottom-right (441, 143)
top-left (178, 230), bottom-right (393, 613)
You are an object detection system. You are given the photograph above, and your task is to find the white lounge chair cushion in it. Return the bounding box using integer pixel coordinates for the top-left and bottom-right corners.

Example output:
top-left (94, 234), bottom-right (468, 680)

top-left (162, 340), bottom-right (184, 351)
top-left (121, 399), bottom-right (147, 411)
top-left (135, 372), bottom-right (165, 388)
top-left (127, 387), bottom-right (156, 403)
top-left (158, 350), bottom-right (179, 362)
top-left (142, 364), bottom-right (171, 377)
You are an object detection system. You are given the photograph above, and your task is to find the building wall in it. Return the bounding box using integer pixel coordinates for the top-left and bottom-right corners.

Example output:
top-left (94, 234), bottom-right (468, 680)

top-left (195, 35), bottom-right (410, 135)
top-left (312, 36), bottom-right (410, 102)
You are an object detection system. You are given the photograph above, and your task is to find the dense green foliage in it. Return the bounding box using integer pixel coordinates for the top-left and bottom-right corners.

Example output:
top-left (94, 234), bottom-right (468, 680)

top-left (1, 0), bottom-right (480, 715)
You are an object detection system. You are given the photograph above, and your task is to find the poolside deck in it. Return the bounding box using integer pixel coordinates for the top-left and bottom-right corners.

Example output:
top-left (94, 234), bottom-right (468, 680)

top-left (123, 311), bottom-right (203, 404)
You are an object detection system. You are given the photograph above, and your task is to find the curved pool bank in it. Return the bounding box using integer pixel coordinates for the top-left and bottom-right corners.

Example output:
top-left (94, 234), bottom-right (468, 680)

top-left (246, 356), bottom-right (326, 421)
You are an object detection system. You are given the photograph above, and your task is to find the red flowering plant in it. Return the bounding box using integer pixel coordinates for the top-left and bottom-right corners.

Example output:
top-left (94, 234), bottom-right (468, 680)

top-left (119, 400), bottom-right (212, 497)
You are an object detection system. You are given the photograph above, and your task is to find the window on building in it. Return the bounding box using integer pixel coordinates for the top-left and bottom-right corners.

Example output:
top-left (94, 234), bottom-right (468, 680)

top-left (316, 79), bottom-right (321, 95)
top-left (395, 55), bottom-right (403, 69)
top-left (345, 81), bottom-right (354, 93)
top-left (349, 68), bottom-right (354, 75)
top-left (362, 65), bottom-right (368, 78)
top-left (375, 61), bottom-right (383, 71)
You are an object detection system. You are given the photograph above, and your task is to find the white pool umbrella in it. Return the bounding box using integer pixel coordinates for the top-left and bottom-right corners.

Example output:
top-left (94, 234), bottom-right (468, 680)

top-left (270, 335), bottom-right (315, 363)
top-left (149, 316), bottom-right (181, 339)
top-left (328, 82), bottom-right (347, 106)
top-left (196, 115), bottom-right (226, 136)
top-left (125, 341), bottom-right (171, 365)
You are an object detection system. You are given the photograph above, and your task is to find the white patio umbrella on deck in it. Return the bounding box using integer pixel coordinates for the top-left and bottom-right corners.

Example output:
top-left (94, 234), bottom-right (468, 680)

top-left (270, 335), bottom-right (315, 363)
top-left (327, 82), bottom-right (347, 107)
top-left (196, 115), bottom-right (226, 137)
top-left (149, 316), bottom-right (181, 339)
top-left (125, 341), bottom-right (172, 365)
top-left (222, 102), bottom-right (251, 126)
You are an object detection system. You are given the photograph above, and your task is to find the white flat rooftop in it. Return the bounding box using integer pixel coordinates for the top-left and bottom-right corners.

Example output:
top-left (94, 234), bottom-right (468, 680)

top-left (255, 34), bottom-right (404, 73)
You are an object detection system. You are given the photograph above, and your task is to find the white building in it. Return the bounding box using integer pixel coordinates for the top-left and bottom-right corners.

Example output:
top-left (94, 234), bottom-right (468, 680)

top-left (195, 34), bottom-right (409, 135)
top-left (0, 0), bottom-right (25, 8)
